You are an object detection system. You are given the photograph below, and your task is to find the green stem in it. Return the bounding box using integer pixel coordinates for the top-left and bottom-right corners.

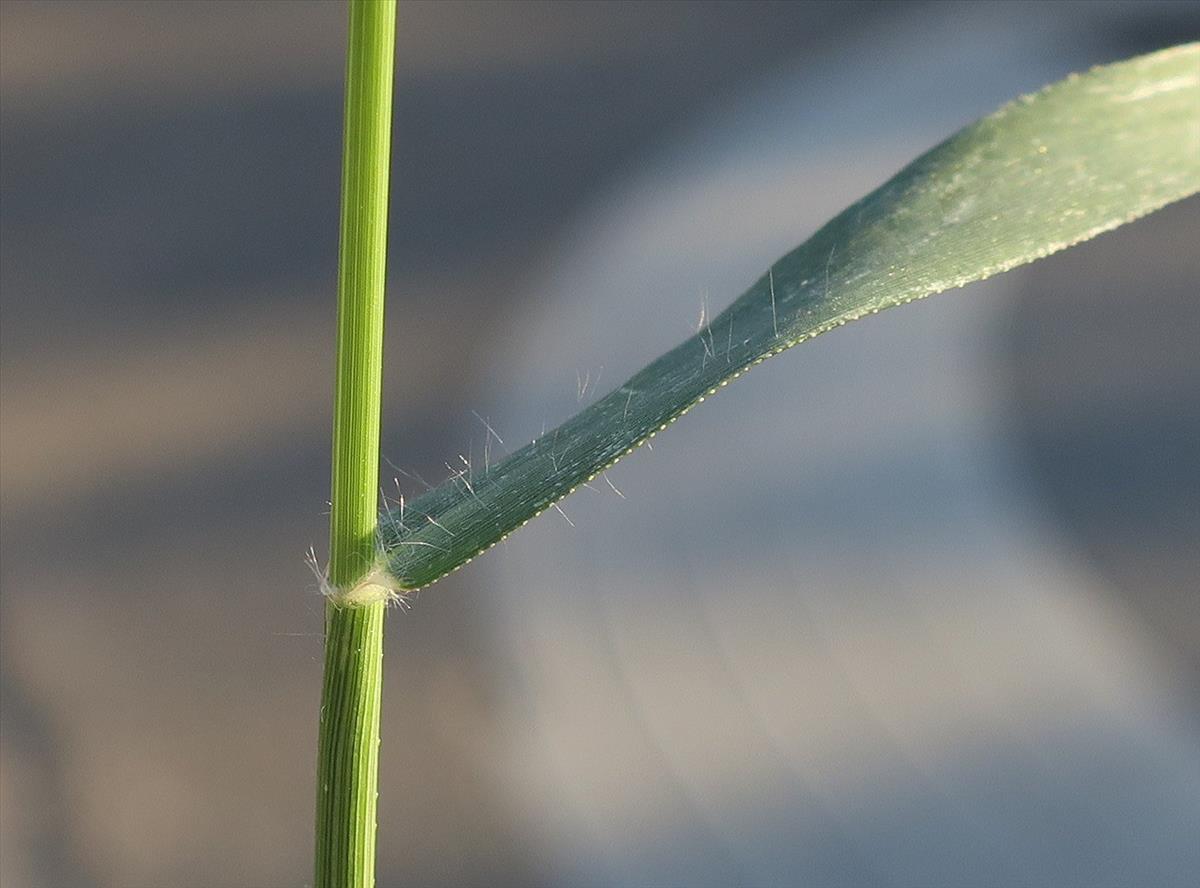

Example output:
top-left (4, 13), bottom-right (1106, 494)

top-left (316, 2), bottom-right (396, 887)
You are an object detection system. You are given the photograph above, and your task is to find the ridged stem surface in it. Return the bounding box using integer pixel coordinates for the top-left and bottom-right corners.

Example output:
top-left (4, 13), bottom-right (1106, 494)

top-left (315, 2), bottom-right (396, 886)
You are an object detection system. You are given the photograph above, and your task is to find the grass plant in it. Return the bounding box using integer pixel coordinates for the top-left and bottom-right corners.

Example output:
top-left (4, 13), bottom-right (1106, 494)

top-left (314, 24), bottom-right (1198, 885)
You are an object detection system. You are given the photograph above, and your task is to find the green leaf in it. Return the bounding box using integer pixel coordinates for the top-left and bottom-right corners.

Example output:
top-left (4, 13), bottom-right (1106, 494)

top-left (371, 44), bottom-right (1200, 596)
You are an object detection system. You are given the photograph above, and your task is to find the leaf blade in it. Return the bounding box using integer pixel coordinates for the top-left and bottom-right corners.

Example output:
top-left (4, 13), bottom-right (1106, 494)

top-left (377, 44), bottom-right (1200, 593)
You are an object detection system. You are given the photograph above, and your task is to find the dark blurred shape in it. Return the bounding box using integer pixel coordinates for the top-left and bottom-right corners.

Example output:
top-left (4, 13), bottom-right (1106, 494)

top-left (1006, 198), bottom-right (1200, 685)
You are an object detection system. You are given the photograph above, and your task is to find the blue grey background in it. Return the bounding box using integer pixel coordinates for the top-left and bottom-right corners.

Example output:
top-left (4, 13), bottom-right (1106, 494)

top-left (2, 2), bottom-right (1197, 885)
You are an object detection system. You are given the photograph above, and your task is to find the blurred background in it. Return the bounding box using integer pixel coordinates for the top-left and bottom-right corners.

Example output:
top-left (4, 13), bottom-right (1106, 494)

top-left (2, 1), bottom-right (1198, 886)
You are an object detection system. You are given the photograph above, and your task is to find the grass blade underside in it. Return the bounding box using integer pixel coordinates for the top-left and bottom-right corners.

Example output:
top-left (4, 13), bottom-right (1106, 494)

top-left (371, 44), bottom-right (1199, 596)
